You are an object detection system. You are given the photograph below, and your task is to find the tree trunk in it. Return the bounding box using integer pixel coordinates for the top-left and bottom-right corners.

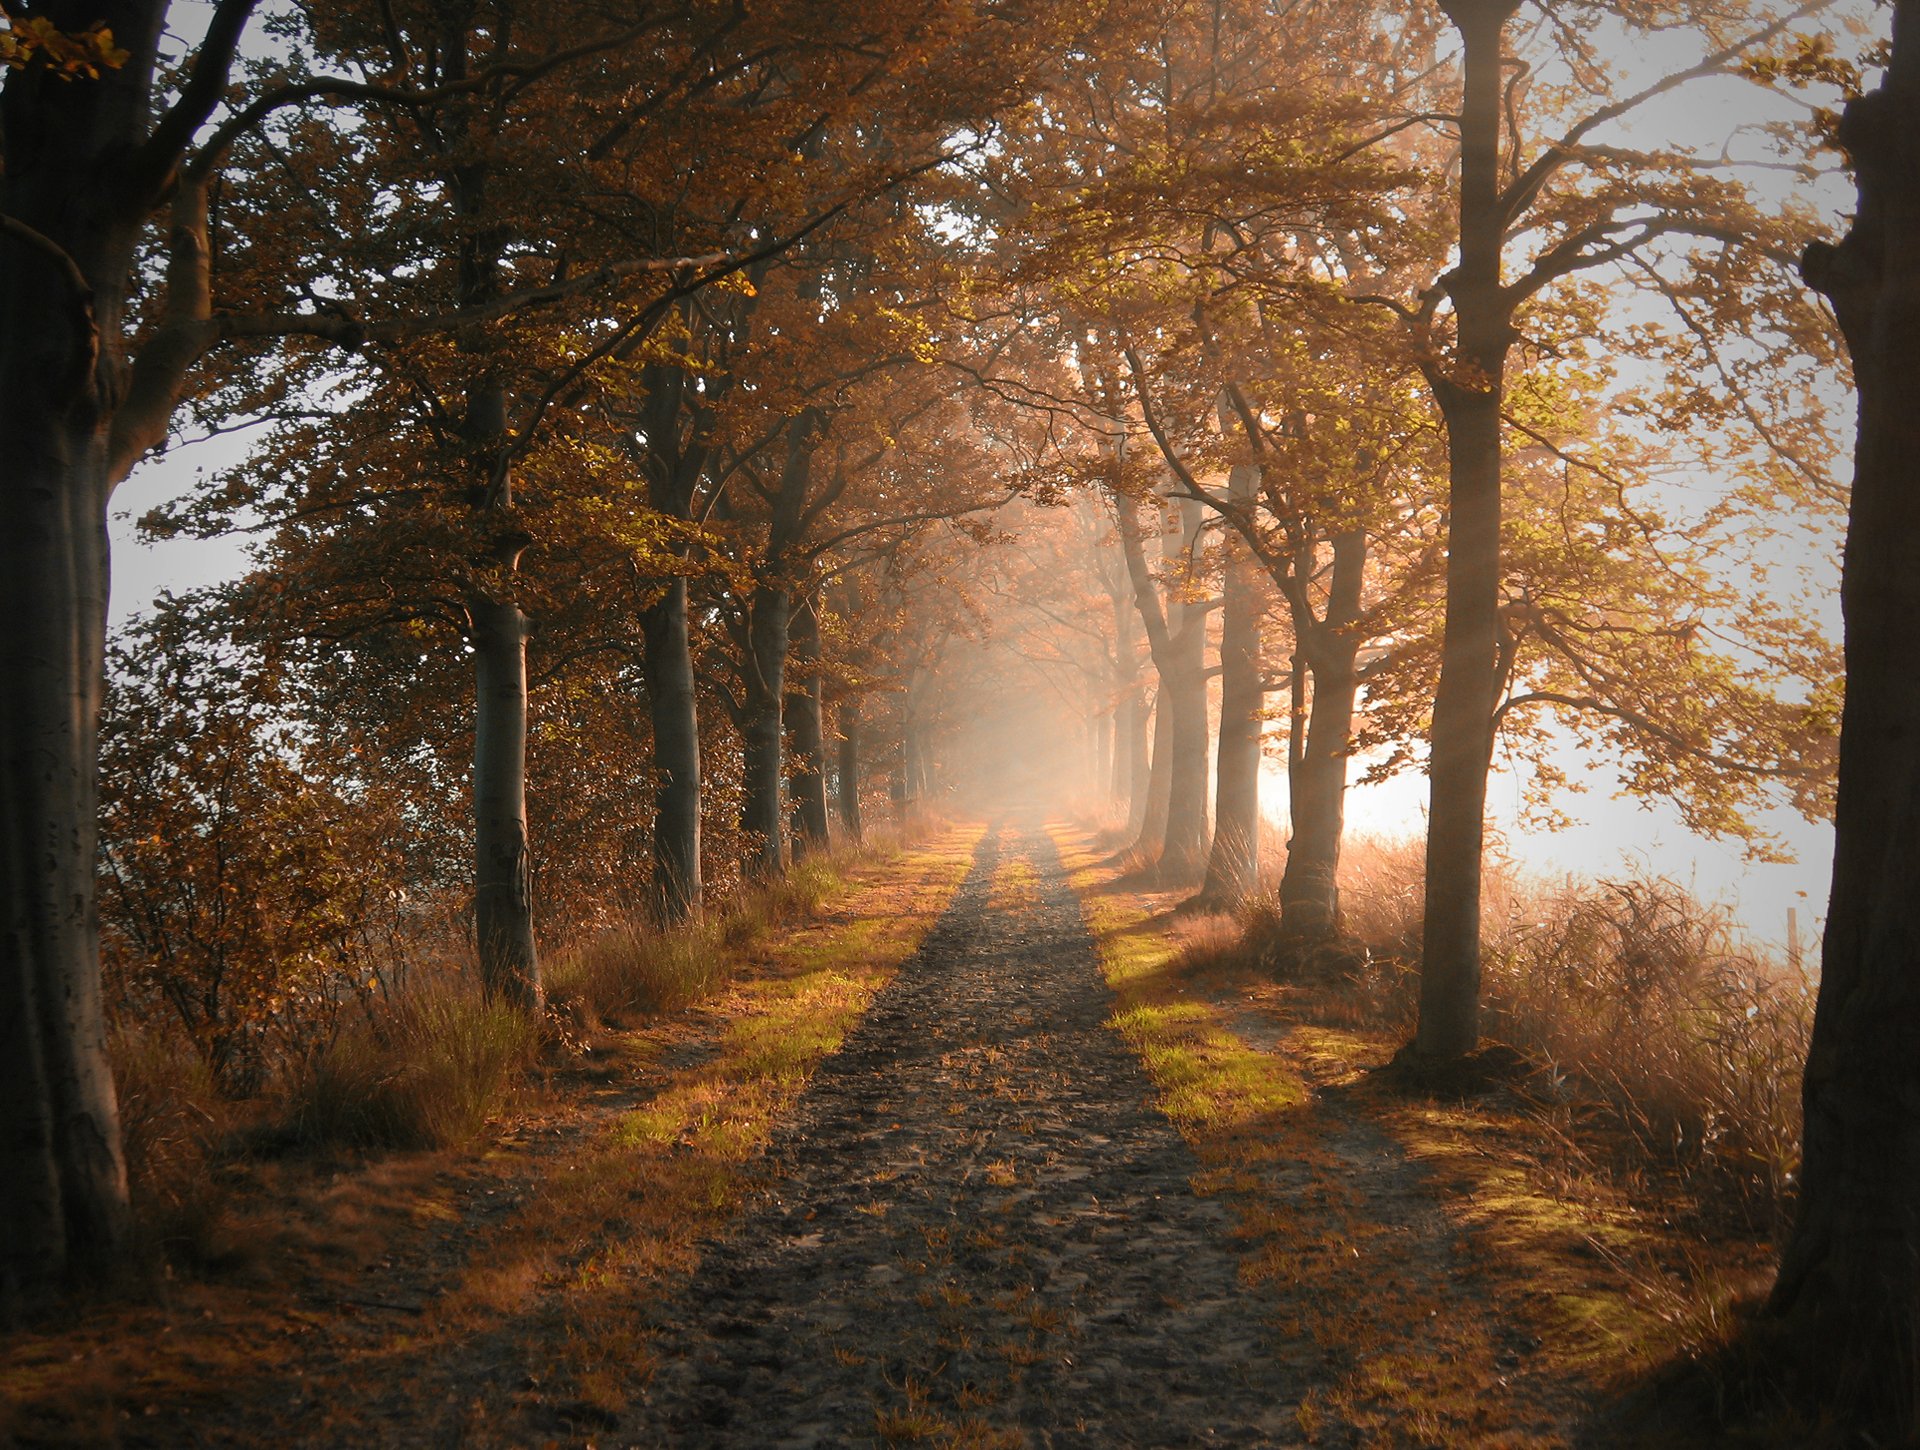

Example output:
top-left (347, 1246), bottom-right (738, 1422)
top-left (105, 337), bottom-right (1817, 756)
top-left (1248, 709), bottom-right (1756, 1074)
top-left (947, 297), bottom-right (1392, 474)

top-left (0, 417), bottom-right (132, 1294)
top-left (1280, 531), bottom-right (1367, 941)
top-left (1114, 488), bottom-right (1207, 874)
top-left (0, 11), bottom-right (176, 1287)
top-left (1416, 0), bottom-right (1519, 1059)
top-left (837, 702), bottom-right (864, 840)
top-left (1109, 562), bottom-right (1148, 828)
top-left (1281, 644), bottom-right (1360, 941)
top-left (741, 584), bottom-right (791, 877)
top-left (640, 577), bottom-right (702, 923)
top-left (787, 594), bottom-right (830, 856)
top-left (472, 594), bottom-right (540, 1007)
top-left (1200, 464), bottom-right (1265, 905)
top-left (1121, 677), bottom-right (1149, 832)
top-left (1093, 706), bottom-right (1114, 808)
top-left (1159, 596), bottom-right (1212, 882)
top-left (1770, 8), bottom-right (1920, 1420)
top-left (898, 677), bottom-right (921, 815)
top-left (1137, 689), bottom-right (1173, 859)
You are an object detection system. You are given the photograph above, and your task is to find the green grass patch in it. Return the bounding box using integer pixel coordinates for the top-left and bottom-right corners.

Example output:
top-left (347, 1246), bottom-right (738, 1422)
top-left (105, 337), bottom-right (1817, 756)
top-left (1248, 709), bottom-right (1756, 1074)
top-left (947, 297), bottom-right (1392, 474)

top-left (1058, 850), bottom-right (1307, 1137)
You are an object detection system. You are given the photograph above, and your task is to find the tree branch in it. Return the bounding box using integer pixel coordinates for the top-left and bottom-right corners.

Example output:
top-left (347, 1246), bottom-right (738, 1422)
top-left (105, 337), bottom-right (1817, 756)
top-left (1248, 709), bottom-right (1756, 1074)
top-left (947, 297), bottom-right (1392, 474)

top-left (132, 0), bottom-right (258, 201)
top-left (1496, 0), bottom-right (1833, 229)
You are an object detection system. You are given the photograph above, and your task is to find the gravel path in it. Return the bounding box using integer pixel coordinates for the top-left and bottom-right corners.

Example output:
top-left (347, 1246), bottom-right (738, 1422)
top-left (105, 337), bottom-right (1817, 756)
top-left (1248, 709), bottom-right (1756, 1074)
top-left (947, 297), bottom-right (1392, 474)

top-left (628, 823), bottom-right (1306, 1448)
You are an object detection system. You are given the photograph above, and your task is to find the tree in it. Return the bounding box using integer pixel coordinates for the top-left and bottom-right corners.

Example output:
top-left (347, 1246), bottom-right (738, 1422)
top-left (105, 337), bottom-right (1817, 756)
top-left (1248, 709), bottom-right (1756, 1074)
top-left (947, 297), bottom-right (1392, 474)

top-left (1, 0), bottom-right (247, 1292)
top-left (1768, 2), bottom-right (1920, 1424)
top-left (1379, 0), bottom-right (1840, 1058)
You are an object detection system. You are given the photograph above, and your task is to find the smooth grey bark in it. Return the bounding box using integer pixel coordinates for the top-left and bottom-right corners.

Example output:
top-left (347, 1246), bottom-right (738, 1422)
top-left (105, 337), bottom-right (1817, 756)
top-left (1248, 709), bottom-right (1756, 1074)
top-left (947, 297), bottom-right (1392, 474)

top-left (736, 410), bottom-right (823, 874)
top-left (1161, 600), bottom-right (1211, 879)
top-left (836, 702), bottom-right (864, 839)
top-left (445, 20), bottom-right (541, 1007)
top-left (0, 366), bottom-right (131, 1294)
top-left (630, 354), bottom-right (720, 924)
top-left (1137, 690), bottom-right (1173, 858)
top-left (1279, 532), bottom-right (1366, 941)
top-left (1770, 5), bottom-right (1920, 1417)
top-left (1092, 706), bottom-right (1114, 807)
top-left (741, 583), bottom-right (792, 878)
top-left (471, 590), bottom-right (539, 1007)
top-left (1200, 464), bottom-right (1266, 906)
top-left (1121, 674), bottom-right (1149, 833)
top-left (640, 575), bottom-right (702, 923)
top-left (0, 1), bottom-right (192, 1287)
top-left (788, 594), bottom-right (830, 856)
top-left (1415, 0), bottom-right (1519, 1058)
top-left (1115, 490), bottom-right (1210, 880)
top-left (1110, 566), bottom-right (1149, 829)
top-left (901, 663), bottom-right (935, 809)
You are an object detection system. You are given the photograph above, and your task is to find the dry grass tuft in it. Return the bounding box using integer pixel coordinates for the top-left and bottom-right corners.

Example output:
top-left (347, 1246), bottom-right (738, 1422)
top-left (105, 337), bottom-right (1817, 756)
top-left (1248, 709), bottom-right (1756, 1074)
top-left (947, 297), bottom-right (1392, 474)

top-left (1481, 877), bottom-right (1809, 1224)
top-left (289, 990), bottom-right (541, 1150)
top-left (110, 1022), bottom-right (228, 1268)
top-left (547, 853), bottom-right (851, 1026)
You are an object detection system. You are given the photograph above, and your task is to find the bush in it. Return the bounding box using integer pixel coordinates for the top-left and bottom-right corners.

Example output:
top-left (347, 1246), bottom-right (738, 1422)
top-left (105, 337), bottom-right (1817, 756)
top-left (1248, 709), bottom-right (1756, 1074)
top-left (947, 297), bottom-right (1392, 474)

top-left (99, 605), bottom-right (416, 1096)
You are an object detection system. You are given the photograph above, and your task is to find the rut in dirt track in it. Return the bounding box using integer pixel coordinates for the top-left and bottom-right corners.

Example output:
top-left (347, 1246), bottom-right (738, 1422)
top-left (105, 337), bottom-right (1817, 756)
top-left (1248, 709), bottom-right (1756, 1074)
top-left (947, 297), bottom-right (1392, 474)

top-left (629, 822), bottom-right (1307, 1448)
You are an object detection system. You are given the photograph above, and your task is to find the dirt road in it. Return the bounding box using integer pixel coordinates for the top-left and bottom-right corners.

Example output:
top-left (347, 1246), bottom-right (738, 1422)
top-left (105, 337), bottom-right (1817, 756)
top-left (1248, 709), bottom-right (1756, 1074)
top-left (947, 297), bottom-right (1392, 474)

top-left (628, 823), bottom-right (1302, 1447)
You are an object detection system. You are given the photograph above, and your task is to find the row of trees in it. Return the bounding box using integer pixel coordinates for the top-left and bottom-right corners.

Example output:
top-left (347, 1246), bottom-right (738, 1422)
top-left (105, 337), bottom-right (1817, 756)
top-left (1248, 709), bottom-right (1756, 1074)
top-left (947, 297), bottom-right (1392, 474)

top-left (3, 0), bottom-right (1916, 1430)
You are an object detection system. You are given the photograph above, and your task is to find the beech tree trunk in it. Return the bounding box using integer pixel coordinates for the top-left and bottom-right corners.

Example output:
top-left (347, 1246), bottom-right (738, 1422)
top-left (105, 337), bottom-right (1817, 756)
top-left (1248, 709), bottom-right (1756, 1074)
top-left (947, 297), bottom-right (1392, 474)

top-left (0, 391), bottom-right (131, 1295)
top-left (1121, 680), bottom-right (1149, 832)
top-left (837, 702), bottom-right (864, 839)
top-left (1200, 464), bottom-right (1265, 905)
top-left (1160, 590), bottom-right (1212, 882)
top-left (1281, 640), bottom-right (1360, 939)
top-left (1115, 490), bottom-right (1209, 876)
top-left (1159, 497), bottom-right (1212, 880)
top-left (1137, 689), bottom-right (1173, 858)
top-left (640, 577), bottom-right (702, 923)
top-left (1770, 6), bottom-right (1920, 1419)
top-left (787, 595), bottom-right (830, 856)
top-left (459, 365), bottom-right (538, 1008)
top-left (1092, 706), bottom-right (1114, 808)
top-left (1113, 593), bottom-right (1148, 829)
top-left (1279, 531), bottom-right (1367, 941)
top-left (631, 354), bottom-right (715, 924)
top-left (472, 593), bottom-right (540, 1006)
top-left (741, 583), bottom-right (791, 878)
top-left (0, 6), bottom-right (180, 1287)
top-left (1416, 0), bottom-right (1518, 1058)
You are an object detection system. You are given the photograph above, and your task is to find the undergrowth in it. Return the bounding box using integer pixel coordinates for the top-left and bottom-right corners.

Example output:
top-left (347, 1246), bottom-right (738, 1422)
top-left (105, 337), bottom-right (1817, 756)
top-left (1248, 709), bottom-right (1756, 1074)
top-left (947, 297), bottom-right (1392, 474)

top-left (106, 833), bottom-right (894, 1275)
top-left (1252, 833), bottom-right (1812, 1229)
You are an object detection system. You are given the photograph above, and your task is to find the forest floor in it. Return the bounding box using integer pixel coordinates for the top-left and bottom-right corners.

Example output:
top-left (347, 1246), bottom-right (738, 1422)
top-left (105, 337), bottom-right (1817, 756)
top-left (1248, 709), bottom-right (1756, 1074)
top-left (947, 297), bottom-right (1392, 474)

top-left (1, 820), bottom-right (1777, 1449)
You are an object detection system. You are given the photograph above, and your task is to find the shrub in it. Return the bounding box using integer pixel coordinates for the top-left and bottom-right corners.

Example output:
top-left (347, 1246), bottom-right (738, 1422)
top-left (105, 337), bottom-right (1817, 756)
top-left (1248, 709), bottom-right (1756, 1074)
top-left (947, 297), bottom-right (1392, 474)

top-left (99, 605), bottom-right (416, 1096)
